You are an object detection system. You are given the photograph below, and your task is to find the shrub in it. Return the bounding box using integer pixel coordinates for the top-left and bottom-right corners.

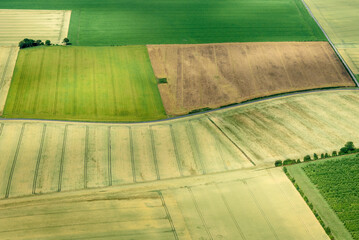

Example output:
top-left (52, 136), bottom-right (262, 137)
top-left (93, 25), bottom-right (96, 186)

top-left (158, 78), bottom-right (167, 84)
top-left (296, 159), bottom-right (301, 164)
top-left (332, 151), bottom-right (337, 156)
top-left (274, 160), bottom-right (283, 167)
top-left (324, 153), bottom-right (329, 158)
top-left (283, 159), bottom-right (296, 165)
top-left (63, 37), bottom-right (71, 45)
top-left (303, 155), bottom-right (311, 162)
top-left (345, 141), bottom-right (355, 152)
top-left (313, 153), bottom-right (318, 160)
top-left (321, 153), bottom-right (325, 159)
top-left (45, 40), bottom-right (51, 46)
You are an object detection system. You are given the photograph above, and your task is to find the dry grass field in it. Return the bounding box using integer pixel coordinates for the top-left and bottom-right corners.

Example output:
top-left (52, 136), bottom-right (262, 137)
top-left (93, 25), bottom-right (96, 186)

top-left (0, 46), bottom-right (18, 114)
top-left (0, 90), bottom-right (358, 199)
top-left (0, 9), bottom-right (71, 46)
top-left (148, 42), bottom-right (354, 115)
top-left (0, 167), bottom-right (329, 239)
top-left (303, 0), bottom-right (359, 75)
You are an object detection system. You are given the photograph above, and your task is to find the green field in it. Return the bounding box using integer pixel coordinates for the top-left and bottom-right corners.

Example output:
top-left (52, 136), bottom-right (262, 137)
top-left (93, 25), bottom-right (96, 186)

top-left (287, 155), bottom-right (359, 239)
top-left (2, 46), bottom-right (166, 122)
top-left (0, 0), bottom-right (325, 45)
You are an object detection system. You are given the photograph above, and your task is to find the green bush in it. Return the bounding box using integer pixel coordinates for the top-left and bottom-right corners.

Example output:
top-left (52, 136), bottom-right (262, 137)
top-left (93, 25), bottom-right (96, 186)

top-left (303, 155), bottom-right (311, 162)
top-left (283, 159), bottom-right (296, 165)
top-left (274, 160), bottom-right (283, 167)
top-left (313, 153), bottom-right (318, 160)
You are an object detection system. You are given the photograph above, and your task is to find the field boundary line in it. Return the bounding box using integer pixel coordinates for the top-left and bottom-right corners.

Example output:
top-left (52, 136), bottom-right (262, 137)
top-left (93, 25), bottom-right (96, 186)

top-left (169, 124), bottom-right (184, 176)
top-left (53, 48), bottom-right (61, 114)
top-left (84, 126), bottom-right (89, 189)
top-left (32, 124), bottom-right (47, 194)
top-left (5, 123), bottom-right (25, 198)
top-left (76, 10), bottom-right (81, 45)
top-left (207, 117), bottom-right (256, 166)
top-left (158, 191), bottom-right (179, 240)
top-left (187, 187), bottom-right (213, 240)
top-left (57, 125), bottom-right (68, 192)
top-left (129, 127), bottom-right (136, 183)
top-left (32, 49), bottom-right (45, 113)
top-left (215, 184), bottom-right (247, 240)
top-left (149, 126), bottom-right (160, 180)
top-left (245, 181), bottom-right (279, 240)
top-left (108, 126), bottom-right (112, 186)
top-left (58, 11), bottom-right (66, 43)
top-left (0, 47), bottom-right (14, 89)
top-left (187, 120), bottom-right (206, 174)
top-left (300, 0), bottom-right (359, 86)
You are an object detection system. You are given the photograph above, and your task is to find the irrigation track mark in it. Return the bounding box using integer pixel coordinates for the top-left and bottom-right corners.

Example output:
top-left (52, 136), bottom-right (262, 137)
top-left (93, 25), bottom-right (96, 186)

top-left (109, 53), bottom-right (118, 115)
top-left (53, 49), bottom-right (62, 114)
top-left (84, 125), bottom-right (89, 189)
top-left (0, 123), bottom-right (4, 137)
top-left (108, 126), bottom-right (112, 186)
top-left (73, 50), bottom-right (77, 115)
top-left (215, 184), bottom-right (247, 240)
top-left (32, 124), bottom-right (47, 194)
top-left (92, 59), bottom-right (98, 116)
top-left (0, 47), bottom-right (14, 89)
top-left (187, 120), bottom-right (206, 174)
top-left (149, 126), bottom-right (160, 180)
top-left (169, 124), bottom-right (184, 177)
top-left (300, 0), bottom-right (359, 86)
top-left (187, 187), bottom-right (213, 240)
top-left (129, 127), bottom-right (136, 183)
top-left (76, 10), bottom-right (81, 45)
top-left (32, 49), bottom-right (46, 113)
top-left (244, 181), bottom-right (279, 240)
top-left (207, 116), bottom-right (256, 166)
top-left (5, 123), bottom-right (25, 198)
top-left (158, 191), bottom-right (179, 240)
top-left (57, 125), bottom-right (68, 192)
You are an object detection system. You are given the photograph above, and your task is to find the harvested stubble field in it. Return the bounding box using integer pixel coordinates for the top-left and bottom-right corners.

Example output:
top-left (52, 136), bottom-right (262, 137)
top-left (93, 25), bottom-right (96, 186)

top-left (0, 0), bottom-right (325, 45)
top-left (0, 9), bottom-right (71, 46)
top-left (0, 167), bottom-right (329, 239)
top-left (0, 46), bottom-right (18, 114)
top-left (0, 90), bottom-right (359, 199)
top-left (3, 46), bottom-right (166, 122)
top-left (287, 155), bottom-right (359, 239)
top-left (148, 42), bottom-right (354, 115)
top-left (302, 0), bottom-right (359, 75)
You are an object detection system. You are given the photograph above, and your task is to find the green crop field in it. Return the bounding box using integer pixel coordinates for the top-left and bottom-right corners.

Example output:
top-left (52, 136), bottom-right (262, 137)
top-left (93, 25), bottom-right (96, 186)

top-left (0, 0), bottom-right (325, 45)
top-left (287, 155), bottom-right (359, 239)
top-left (2, 46), bottom-right (166, 122)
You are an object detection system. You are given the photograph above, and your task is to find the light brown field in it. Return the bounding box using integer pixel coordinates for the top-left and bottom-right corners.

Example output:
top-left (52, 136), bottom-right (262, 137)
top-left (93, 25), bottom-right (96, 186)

top-left (148, 42), bottom-right (355, 115)
top-left (0, 46), bottom-right (18, 114)
top-left (0, 90), bottom-right (358, 199)
top-left (0, 167), bottom-right (328, 240)
top-left (0, 9), bottom-right (71, 46)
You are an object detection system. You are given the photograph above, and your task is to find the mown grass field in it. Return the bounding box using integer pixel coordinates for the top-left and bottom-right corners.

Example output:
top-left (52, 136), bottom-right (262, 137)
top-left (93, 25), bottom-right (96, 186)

top-left (302, 0), bottom-right (359, 76)
top-left (0, 168), bottom-right (329, 239)
top-left (2, 46), bottom-right (166, 122)
top-left (287, 155), bottom-right (359, 239)
top-left (0, 0), bottom-right (325, 45)
top-left (0, 9), bottom-right (71, 46)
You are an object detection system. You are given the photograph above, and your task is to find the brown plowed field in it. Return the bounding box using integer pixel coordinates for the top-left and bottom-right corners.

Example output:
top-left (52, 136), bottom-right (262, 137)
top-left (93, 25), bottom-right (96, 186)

top-left (148, 42), bottom-right (355, 115)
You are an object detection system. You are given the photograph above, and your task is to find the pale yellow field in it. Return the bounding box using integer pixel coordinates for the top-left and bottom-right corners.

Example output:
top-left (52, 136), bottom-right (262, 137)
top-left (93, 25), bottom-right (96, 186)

top-left (0, 9), bottom-right (71, 46)
top-left (148, 42), bottom-right (354, 115)
top-left (303, 0), bottom-right (359, 74)
top-left (0, 167), bottom-right (328, 239)
top-left (0, 90), bottom-right (358, 200)
top-left (0, 46), bottom-right (18, 114)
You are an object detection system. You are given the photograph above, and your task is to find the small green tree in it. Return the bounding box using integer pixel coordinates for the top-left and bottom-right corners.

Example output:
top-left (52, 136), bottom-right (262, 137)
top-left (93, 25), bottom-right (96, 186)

top-left (296, 159), bottom-right (301, 163)
top-left (345, 141), bottom-right (355, 152)
top-left (324, 153), bottom-right (329, 158)
top-left (320, 153), bottom-right (325, 159)
top-left (303, 155), bottom-right (311, 162)
top-left (332, 150), bottom-right (337, 156)
top-left (313, 153), bottom-right (318, 160)
top-left (63, 38), bottom-right (70, 45)
top-left (274, 160), bottom-right (283, 167)
top-left (45, 40), bottom-right (51, 46)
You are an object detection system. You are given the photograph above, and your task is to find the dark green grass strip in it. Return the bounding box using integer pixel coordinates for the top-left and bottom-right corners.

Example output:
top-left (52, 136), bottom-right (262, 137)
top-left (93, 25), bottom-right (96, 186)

top-left (32, 124), bottom-right (46, 194)
top-left (5, 123), bottom-right (25, 198)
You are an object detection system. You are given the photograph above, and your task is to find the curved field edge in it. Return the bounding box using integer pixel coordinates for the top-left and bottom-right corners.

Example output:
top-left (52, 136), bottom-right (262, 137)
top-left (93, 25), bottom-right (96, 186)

top-left (2, 46), bottom-right (167, 122)
top-left (286, 156), bottom-right (357, 240)
top-left (147, 42), bottom-right (355, 116)
top-left (0, 167), bottom-right (329, 239)
top-left (0, 0), bottom-right (325, 45)
top-left (0, 90), bottom-right (359, 199)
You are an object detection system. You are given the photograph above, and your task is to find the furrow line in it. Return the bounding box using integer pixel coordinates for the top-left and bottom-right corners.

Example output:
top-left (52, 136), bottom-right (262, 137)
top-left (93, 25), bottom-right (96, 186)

top-left (84, 125), bottom-right (89, 189)
top-left (57, 125), bottom-right (68, 192)
top-left (158, 191), bottom-right (179, 240)
top-left (187, 121), bottom-right (206, 174)
top-left (5, 123), bottom-right (25, 198)
top-left (107, 126), bottom-right (112, 186)
top-left (129, 127), bottom-right (136, 183)
top-left (149, 126), bottom-right (160, 180)
top-left (169, 124), bottom-right (183, 177)
top-left (0, 47), bottom-right (14, 89)
top-left (32, 124), bottom-right (47, 194)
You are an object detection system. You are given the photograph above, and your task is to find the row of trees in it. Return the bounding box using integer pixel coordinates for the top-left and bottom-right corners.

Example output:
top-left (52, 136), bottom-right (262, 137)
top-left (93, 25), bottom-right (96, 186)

top-left (275, 141), bottom-right (358, 167)
top-left (19, 38), bottom-right (71, 49)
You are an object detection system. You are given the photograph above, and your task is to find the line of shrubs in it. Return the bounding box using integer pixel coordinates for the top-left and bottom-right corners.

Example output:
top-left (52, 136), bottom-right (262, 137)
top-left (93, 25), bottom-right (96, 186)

top-left (283, 167), bottom-right (334, 239)
top-left (274, 141), bottom-right (358, 167)
top-left (19, 38), bottom-right (71, 49)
